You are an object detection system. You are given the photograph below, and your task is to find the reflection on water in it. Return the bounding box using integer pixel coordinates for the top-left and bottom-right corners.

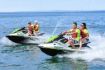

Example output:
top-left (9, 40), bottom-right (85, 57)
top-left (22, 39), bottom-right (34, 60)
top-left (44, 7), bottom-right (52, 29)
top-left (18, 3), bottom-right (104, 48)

top-left (0, 44), bottom-right (88, 70)
top-left (0, 44), bottom-right (105, 70)
top-left (37, 57), bottom-right (88, 70)
top-left (0, 45), bottom-right (41, 70)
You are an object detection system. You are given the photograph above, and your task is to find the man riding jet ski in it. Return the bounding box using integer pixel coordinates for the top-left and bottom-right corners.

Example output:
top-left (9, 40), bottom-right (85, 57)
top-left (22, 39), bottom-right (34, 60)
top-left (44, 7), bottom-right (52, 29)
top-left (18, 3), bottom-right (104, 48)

top-left (38, 22), bottom-right (90, 56)
top-left (63, 22), bottom-right (81, 48)
top-left (6, 22), bottom-right (45, 44)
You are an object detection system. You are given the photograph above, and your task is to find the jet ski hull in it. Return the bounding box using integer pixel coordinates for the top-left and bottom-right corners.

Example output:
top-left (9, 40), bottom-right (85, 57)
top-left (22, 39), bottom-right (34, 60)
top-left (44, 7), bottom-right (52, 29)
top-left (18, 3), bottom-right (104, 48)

top-left (6, 35), bottom-right (32, 44)
top-left (40, 47), bottom-right (63, 56)
top-left (39, 43), bottom-right (89, 56)
top-left (6, 35), bottom-right (44, 45)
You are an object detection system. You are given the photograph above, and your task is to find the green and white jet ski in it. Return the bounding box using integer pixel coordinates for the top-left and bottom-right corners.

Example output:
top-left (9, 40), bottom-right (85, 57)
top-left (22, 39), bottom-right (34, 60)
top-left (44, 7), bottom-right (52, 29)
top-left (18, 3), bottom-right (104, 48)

top-left (38, 34), bottom-right (90, 56)
top-left (6, 27), bottom-right (45, 45)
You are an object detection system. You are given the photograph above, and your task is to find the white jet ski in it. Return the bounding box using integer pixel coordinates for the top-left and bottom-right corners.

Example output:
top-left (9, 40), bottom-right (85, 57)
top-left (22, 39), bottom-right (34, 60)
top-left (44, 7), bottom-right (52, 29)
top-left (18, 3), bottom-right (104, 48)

top-left (38, 34), bottom-right (90, 56)
top-left (6, 27), bottom-right (45, 45)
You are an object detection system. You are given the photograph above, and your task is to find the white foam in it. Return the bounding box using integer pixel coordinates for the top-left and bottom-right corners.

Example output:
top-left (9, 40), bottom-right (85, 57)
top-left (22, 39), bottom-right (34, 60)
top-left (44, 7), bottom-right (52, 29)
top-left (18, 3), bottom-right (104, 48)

top-left (58, 33), bottom-right (105, 62)
top-left (0, 37), bottom-right (17, 46)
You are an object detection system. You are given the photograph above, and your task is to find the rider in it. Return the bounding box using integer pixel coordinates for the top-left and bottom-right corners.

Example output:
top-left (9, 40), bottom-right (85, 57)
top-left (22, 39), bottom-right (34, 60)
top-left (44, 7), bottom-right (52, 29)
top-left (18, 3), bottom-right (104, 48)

top-left (27, 22), bottom-right (34, 36)
top-left (33, 21), bottom-right (39, 35)
top-left (79, 23), bottom-right (89, 48)
top-left (64, 22), bottom-right (81, 48)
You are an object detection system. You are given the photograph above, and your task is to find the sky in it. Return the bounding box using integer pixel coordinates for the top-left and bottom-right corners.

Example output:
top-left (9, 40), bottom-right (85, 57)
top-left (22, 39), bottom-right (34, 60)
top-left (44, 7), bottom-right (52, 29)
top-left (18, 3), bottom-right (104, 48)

top-left (0, 0), bottom-right (105, 12)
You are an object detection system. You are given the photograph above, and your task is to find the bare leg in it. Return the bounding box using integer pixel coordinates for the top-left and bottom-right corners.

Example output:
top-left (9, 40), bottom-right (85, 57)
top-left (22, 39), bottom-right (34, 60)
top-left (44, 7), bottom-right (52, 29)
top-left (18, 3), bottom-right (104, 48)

top-left (79, 38), bottom-right (85, 49)
top-left (68, 40), bottom-right (75, 48)
top-left (79, 40), bottom-right (82, 49)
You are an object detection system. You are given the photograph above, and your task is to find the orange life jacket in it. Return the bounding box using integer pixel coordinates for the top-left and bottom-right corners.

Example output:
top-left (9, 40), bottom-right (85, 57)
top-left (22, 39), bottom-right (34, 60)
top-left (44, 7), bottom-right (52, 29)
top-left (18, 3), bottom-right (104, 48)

top-left (71, 29), bottom-right (78, 39)
top-left (34, 24), bottom-right (39, 31)
top-left (80, 29), bottom-right (88, 38)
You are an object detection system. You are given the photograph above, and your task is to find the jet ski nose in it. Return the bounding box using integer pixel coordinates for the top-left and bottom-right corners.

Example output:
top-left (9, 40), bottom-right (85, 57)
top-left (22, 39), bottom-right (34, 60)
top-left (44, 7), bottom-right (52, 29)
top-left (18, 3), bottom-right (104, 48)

top-left (38, 44), bottom-right (44, 47)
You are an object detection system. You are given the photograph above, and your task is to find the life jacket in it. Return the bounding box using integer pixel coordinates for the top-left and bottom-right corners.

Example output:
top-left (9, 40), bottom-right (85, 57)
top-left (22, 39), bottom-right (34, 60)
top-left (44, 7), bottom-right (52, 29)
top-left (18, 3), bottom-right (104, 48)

top-left (70, 28), bottom-right (80, 41)
top-left (71, 29), bottom-right (77, 38)
top-left (80, 29), bottom-right (89, 38)
top-left (28, 25), bottom-right (33, 31)
top-left (34, 24), bottom-right (39, 32)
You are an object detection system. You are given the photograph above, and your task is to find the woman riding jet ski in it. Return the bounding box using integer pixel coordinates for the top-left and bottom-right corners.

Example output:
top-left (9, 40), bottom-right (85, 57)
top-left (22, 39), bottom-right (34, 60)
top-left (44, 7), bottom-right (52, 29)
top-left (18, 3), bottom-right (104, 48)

top-left (38, 22), bottom-right (90, 56)
top-left (79, 23), bottom-right (89, 48)
top-left (6, 22), bottom-right (45, 45)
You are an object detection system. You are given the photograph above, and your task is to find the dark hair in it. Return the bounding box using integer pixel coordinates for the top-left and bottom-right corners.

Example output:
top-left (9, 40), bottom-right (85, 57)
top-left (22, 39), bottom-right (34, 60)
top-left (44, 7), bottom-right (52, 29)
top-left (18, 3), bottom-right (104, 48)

top-left (73, 22), bottom-right (77, 26)
top-left (82, 23), bottom-right (87, 29)
top-left (28, 22), bottom-right (31, 24)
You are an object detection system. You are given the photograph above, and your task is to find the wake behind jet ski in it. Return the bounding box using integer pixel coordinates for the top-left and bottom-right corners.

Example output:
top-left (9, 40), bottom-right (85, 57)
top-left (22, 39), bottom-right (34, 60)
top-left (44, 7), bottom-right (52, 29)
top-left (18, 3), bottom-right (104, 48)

top-left (38, 22), bottom-right (90, 56)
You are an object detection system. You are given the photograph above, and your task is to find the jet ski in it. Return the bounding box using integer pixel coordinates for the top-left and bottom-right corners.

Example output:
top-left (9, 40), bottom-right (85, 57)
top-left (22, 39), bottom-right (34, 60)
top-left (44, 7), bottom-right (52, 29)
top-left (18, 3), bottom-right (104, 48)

top-left (6, 27), bottom-right (45, 45)
top-left (38, 34), bottom-right (90, 56)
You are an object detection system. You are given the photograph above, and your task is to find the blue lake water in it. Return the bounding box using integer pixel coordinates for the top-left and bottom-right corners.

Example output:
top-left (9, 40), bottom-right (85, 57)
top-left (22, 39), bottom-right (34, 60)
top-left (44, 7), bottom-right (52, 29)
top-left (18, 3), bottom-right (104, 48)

top-left (0, 12), bottom-right (105, 70)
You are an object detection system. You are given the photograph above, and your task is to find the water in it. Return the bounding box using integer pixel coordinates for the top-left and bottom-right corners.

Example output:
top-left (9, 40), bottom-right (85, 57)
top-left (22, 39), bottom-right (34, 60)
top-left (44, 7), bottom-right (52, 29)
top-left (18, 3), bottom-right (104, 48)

top-left (0, 12), bottom-right (105, 70)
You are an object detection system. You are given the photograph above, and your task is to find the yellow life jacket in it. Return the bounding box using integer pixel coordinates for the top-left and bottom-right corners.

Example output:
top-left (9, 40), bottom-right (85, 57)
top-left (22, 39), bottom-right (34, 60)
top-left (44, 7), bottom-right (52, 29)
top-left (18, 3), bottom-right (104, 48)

top-left (69, 28), bottom-right (81, 41)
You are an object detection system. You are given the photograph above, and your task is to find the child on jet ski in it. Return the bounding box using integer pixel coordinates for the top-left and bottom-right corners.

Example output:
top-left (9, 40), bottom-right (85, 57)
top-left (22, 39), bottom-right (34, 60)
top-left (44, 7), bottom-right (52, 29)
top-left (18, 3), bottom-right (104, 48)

top-left (63, 22), bottom-right (81, 48)
top-left (79, 23), bottom-right (89, 48)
